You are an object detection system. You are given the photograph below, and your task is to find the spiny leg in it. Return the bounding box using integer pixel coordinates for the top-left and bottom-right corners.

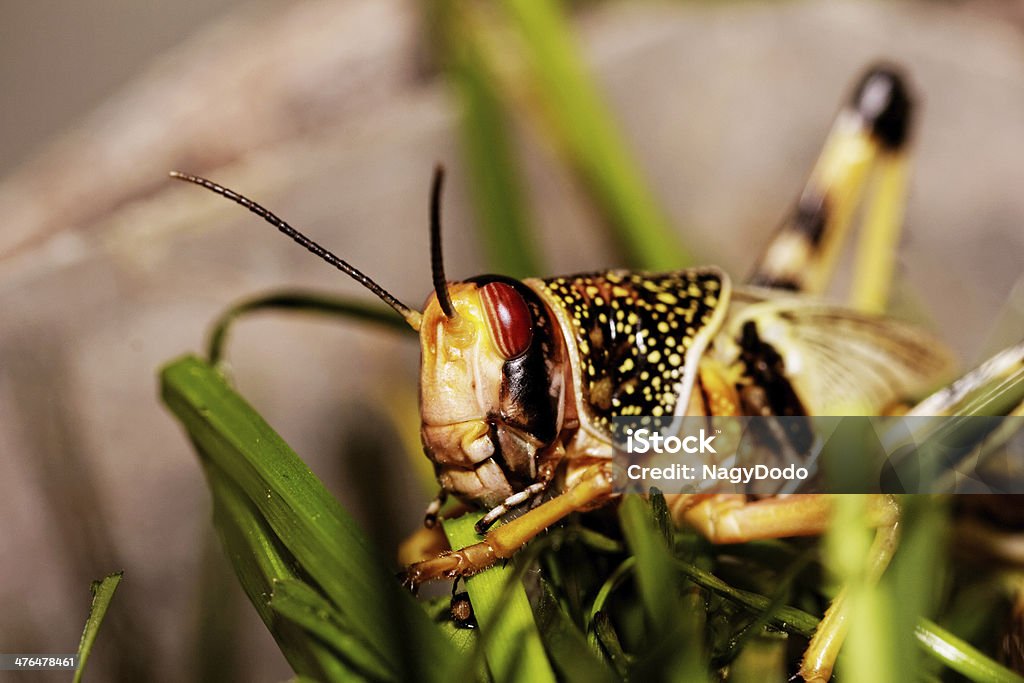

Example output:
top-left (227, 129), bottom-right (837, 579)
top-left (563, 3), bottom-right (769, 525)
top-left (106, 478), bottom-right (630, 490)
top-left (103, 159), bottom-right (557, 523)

top-left (674, 494), bottom-right (899, 683)
top-left (402, 461), bottom-right (615, 587)
top-left (474, 478), bottom-right (552, 534)
top-left (474, 456), bottom-right (560, 533)
top-left (749, 64), bottom-right (914, 305)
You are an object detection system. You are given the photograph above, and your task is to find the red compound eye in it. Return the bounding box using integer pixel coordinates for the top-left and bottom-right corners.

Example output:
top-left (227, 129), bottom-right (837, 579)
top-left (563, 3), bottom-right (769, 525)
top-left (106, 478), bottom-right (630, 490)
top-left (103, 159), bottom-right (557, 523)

top-left (479, 282), bottom-right (533, 358)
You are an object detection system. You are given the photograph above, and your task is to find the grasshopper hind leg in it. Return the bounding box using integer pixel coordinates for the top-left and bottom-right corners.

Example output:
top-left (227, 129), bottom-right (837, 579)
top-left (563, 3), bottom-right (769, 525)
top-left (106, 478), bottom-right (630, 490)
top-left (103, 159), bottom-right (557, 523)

top-left (674, 494), bottom-right (900, 683)
top-left (749, 64), bottom-right (913, 310)
top-left (726, 65), bottom-right (918, 679)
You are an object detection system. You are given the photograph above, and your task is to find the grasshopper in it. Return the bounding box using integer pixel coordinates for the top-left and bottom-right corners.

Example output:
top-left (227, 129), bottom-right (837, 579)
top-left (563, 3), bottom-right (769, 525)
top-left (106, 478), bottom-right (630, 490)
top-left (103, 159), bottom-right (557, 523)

top-left (172, 63), bottom-right (1023, 682)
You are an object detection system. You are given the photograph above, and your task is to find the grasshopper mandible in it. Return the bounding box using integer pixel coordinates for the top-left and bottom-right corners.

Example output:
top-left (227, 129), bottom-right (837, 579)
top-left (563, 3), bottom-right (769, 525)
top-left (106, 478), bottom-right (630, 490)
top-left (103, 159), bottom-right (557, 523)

top-left (172, 63), bottom-right (997, 682)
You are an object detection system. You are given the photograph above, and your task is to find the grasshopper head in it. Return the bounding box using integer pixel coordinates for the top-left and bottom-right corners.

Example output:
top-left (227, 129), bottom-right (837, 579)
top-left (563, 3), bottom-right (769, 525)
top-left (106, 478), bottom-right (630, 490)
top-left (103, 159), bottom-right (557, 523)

top-left (168, 166), bottom-right (566, 509)
top-left (419, 276), bottom-right (565, 507)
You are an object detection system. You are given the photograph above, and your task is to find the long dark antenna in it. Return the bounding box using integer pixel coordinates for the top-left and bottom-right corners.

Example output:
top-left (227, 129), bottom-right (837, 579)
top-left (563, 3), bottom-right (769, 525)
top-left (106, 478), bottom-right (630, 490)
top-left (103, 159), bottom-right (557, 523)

top-left (429, 165), bottom-right (456, 319)
top-left (169, 171), bottom-right (422, 330)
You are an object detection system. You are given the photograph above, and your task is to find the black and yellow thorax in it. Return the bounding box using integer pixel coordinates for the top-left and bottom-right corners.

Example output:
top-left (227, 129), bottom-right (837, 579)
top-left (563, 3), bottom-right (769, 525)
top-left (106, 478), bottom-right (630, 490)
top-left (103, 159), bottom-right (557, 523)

top-left (529, 268), bottom-right (731, 436)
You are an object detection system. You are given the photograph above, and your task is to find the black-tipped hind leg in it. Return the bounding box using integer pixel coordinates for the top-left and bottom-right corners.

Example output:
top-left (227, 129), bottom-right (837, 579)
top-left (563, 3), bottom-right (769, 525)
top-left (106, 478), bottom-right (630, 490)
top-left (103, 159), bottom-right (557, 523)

top-left (749, 63), bottom-right (914, 307)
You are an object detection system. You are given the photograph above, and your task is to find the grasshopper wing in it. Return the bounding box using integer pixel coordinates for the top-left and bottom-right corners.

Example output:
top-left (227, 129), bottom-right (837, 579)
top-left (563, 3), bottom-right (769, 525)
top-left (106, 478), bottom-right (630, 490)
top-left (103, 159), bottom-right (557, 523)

top-left (720, 293), bottom-right (956, 416)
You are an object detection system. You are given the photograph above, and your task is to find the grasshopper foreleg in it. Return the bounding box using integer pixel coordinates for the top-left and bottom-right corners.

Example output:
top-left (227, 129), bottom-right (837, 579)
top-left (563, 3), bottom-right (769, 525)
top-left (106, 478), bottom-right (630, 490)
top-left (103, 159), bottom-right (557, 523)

top-left (402, 461), bottom-right (615, 588)
top-left (473, 458), bottom-right (559, 534)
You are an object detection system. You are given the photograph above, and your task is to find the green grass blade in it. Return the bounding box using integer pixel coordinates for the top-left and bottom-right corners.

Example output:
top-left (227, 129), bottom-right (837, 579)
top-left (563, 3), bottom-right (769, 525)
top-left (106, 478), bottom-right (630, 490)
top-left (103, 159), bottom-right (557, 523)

top-left (826, 494), bottom-right (898, 683)
top-left (885, 496), bottom-right (947, 678)
top-left (674, 557), bottom-right (1022, 683)
top-left (270, 578), bottom-right (399, 681)
top-left (592, 611), bottom-right (630, 678)
top-left (619, 494), bottom-right (707, 681)
top-left (534, 579), bottom-right (616, 683)
top-left (916, 619), bottom-right (1024, 683)
top-left (714, 551), bottom-right (814, 666)
top-left (205, 291), bottom-right (412, 365)
top-left (618, 496), bottom-right (678, 634)
top-left (587, 556), bottom-right (635, 656)
top-left (673, 558), bottom-right (818, 638)
top-left (161, 354), bottom-right (456, 682)
top-left (442, 513), bottom-right (557, 683)
top-left (203, 460), bottom-right (353, 681)
top-left (500, 0), bottom-right (690, 269)
top-left (421, 596), bottom-right (481, 657)
top-left (73, 572), bottom-right (123, 683)
top-left (438, 2), bottom-right (541, 278)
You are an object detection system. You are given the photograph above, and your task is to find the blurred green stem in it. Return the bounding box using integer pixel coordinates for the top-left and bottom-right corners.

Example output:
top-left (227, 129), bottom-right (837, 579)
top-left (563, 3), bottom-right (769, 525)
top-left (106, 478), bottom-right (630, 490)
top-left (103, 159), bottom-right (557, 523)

top-left (499, 0), bottom-right (690, 269)
top-left (439, 0), bottom-right (541, 277)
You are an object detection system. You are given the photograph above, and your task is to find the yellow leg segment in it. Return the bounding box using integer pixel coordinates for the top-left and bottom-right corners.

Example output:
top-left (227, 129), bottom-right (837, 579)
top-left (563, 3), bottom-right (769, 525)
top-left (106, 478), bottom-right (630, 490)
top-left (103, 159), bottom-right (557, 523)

top-left (800, 503), bottom-right (900, 682)
top-left (402, 462), bottom-right (615, 587)
top-left (680, 494), bottom-right (832, 542)
top-left (749, 65), bottom-right (913, 300)
top-left (849, 153), bottom-right (909, 314)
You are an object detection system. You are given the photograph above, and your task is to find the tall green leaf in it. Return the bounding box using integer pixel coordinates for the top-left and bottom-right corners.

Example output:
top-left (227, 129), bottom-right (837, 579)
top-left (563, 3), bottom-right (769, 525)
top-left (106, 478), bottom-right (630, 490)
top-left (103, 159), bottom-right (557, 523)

top-left (161, 355), bottom-right (457, 682)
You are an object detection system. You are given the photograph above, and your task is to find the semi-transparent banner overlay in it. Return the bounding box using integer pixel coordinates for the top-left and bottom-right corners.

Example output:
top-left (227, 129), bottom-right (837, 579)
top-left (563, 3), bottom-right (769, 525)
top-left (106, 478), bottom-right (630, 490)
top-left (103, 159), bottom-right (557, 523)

top-left (611, 416), bottom-right (1024, 494)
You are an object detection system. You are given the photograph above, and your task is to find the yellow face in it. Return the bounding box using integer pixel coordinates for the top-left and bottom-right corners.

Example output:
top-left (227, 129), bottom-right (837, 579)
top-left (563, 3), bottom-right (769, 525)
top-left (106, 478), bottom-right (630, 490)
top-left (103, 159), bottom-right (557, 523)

top-left (419, 284), bottom-right (504, 454)
top-left (417, 278), bottom-right (564, 507)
